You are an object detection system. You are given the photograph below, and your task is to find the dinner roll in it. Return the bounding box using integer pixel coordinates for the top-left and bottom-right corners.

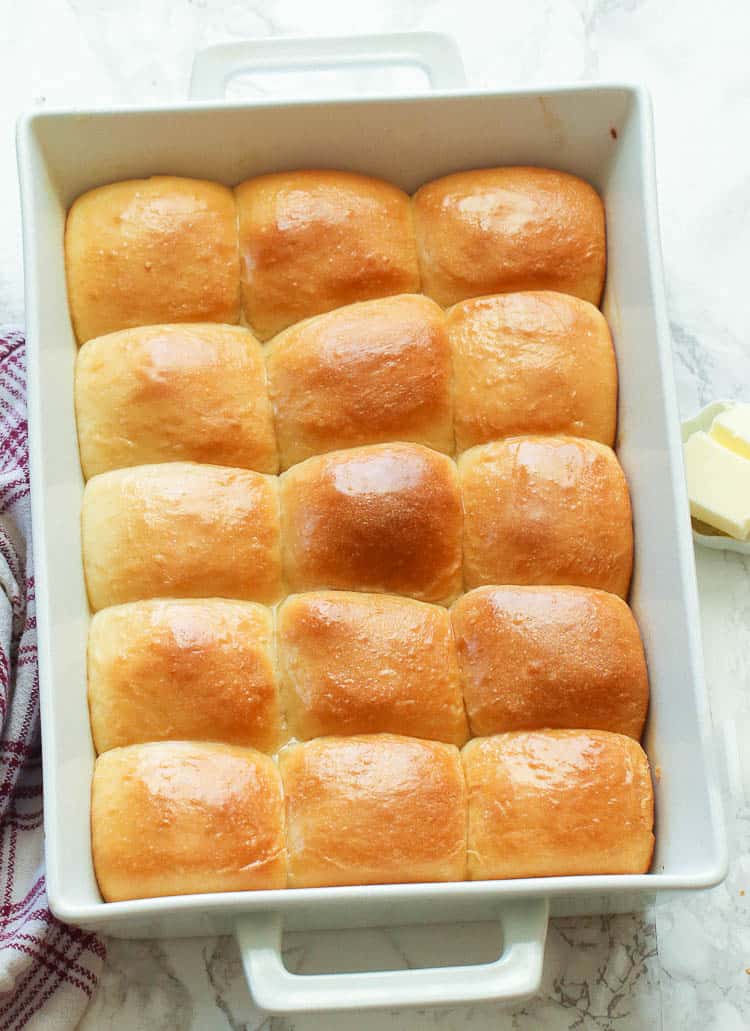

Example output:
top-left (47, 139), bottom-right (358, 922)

top-left (88, 599), bottom-right (282, 754)
top-left (451, 586), bottom-right (648, 739)
top-left (278, 591), bottom-right (468, 744)
top-left (459, 437), bottom-right (633, 597)
top-left (92, 741), bottom-right (286, 901)
top-left (280, 443), bottom-right (463, 604)
top-left (82, 462), bottom-right (282, 611)
top-left (65, 176), bottom-right (239, 343)
top-left (235, 170), bottom-right (420, 340)
top-left (266, 295), bottom-right (453, 469)
top-left (75, 324), bottom-right (278, 478)
top-left (280, 735), bottom-right (467, 887)
top-left (448, 292), bottom-right (617, 451)
top-left (463, 730), bottom-right (654, 879)
top-left (413, 167), bottom-right (606, 308)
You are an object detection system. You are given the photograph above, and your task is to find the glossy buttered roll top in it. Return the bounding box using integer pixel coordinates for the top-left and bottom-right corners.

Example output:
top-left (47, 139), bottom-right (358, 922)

top-left (279, 734), bottom-right (468, 888)
top-left (413, 166), bottom-right (606, 307)
top-left (451, 586), bottom-right (649, 739)
top-left (279, 442), bottom-right (464, 604)
top-left (447, 291), bottom-right (617, 451)
top-left (66, 167), bottom-right (607, 349)
top-left (88, 599), bottom-right (283, 754)
top-left (92, 741), bottom-right (286, 901)
top-left (463, 730), bottom-right (654, 879)
top-left (266, 294), bottom-right (453, 470)
top-left (235, 170), bottom-right (421, 340)
top-left (75, 323), bottom-right (278, 478)
top-left (90, 730), bottom-right (655, 899)
top-left (65, 176), bottom-right (240, 343)
top-left (459, 436), bottom-right (633, 597)
top-left (277, 591), bottom-right (468, 744)
top-left (81, 462), bottom-right (283, 611)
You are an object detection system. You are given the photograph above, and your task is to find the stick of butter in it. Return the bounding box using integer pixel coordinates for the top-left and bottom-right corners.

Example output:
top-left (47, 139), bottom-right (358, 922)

top-left (709, 403), bottom-right (750, 460)
top-left (684, 430), bottom-right (750, 540)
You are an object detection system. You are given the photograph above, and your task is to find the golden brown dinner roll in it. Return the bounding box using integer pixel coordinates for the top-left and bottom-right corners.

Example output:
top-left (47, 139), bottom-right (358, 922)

top-left (459, 437), bottom-right (633, 597)
top-left (280, 734), bottom-right (467, 887)
top-left (279, 443), bottom-right (463, 604)
top-left (266, 295), bottom-right (453, 469)
top-left (413, 167), bottom-right (606, 308)
top-left (65, 176), bottom-right (239, 343)
top-left (82, 462), bottom-right (282, 611)
top-left (88, 599), bottom-right (282, 754)
top-left (75, 323), bottom-right (278, 478)
top-left (463, 730), bottom-right (654, 879)
top-left (447, 292), bottom-right (617, 451)
top-left (278, 591), bottom-right (468, 744)
top-left (92, 741), bottom-right (286, 901)
top-left (451, 586), bottom-right (648, 739)
top-left (235, 170), bottom-right (420, 340)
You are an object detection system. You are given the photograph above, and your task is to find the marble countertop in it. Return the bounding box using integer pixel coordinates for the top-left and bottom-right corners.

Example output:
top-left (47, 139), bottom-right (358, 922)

top-left (3, 1), bottom-right (750, 1028)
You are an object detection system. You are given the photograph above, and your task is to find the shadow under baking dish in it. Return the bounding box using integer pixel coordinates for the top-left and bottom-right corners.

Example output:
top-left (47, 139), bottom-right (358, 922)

top-left (17, 81), bottom-right (726, 937)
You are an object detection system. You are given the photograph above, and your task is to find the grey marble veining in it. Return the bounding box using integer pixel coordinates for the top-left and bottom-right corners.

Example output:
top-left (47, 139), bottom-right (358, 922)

top-left (80, 914), bottom-right (661, 1030)
top-left (2, 0), bottom-right (749, 1027)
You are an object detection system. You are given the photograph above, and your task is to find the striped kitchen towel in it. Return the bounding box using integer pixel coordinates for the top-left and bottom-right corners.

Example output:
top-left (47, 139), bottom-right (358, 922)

top-left (0, 330), bottom-right (104, 1029)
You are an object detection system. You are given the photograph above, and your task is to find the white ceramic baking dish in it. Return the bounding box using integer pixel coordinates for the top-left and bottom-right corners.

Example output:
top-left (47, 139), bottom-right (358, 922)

top-left (16, 32), bottom-right (727, 1015)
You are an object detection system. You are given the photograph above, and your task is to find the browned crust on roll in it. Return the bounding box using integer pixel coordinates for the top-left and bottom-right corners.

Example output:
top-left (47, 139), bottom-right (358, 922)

top-left (88, 599), bottom-right (283, 754)
top-left (65, 176), bottom-right (240, 343)
top-left (463, 730), bottom-right (654, 879)
top-left (413, 166), bottom-right (605, 308)
top-left (451, 586), bottom-right (648, 739)
top-left (266, 294), bottom-right (453, 469)
top-left (236, 170), bottom-right (420, 340)
top-left (447, 291), bottom-right (616, 451)
top-left (459, 436), bottom-right (633, 597)
top-left (279, 443), bottom-right (463, 604)
top-left (91, 741), bottom-right (287, 900)
top-left (280, 734), bottom-right (467, 887)
top-left (278, 591), bottom-right (468, 744)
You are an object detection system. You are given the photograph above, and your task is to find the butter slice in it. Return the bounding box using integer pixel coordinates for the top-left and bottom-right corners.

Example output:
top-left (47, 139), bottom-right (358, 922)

top-left (685, 431), bottom-right (750, 540)
top-left (710, 404), bottom-right (750, 460)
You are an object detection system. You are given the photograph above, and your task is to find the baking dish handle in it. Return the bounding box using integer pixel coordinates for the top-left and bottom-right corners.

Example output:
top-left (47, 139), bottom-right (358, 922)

top-left (189, 31), bottom-right (467, 100)
top-left (235, 898), bottom-right (549, 1014)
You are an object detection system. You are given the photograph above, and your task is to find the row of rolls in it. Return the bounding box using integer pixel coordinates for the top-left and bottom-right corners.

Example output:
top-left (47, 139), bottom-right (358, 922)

top-left (81, 436), bottom-right (633, 612)
top-left (93, 730), bottom-right (654, 901)
top-left (89, 586), bottom-right (648, 756)
top-left (65, 166), bottom-right (606, 346)
top-left (75, 291), bottom-right (616, 478)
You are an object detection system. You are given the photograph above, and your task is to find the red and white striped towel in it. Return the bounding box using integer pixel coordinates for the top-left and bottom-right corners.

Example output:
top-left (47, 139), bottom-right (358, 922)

top-left (0, 330), bottom-right (103, 1029)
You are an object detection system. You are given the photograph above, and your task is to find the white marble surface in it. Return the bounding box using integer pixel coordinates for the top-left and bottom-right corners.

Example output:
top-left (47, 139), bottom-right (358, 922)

top-left (2, 0), bottom-right (750, 1027)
